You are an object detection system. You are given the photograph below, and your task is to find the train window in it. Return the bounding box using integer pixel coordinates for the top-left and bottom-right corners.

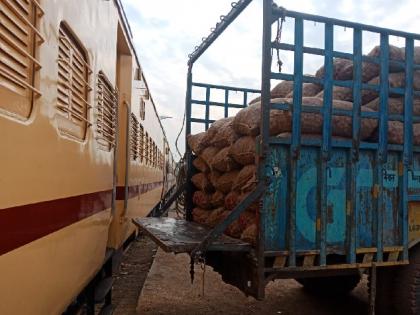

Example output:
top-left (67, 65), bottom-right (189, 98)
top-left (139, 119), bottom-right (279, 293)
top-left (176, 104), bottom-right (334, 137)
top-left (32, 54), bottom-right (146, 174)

top-left (129, 113), bottom-right (139, 160)
top-left (145, 132), bottom-right (149, 165)
top-left (1, 0), bottom-right (44, 120)
top-left (56, 22), bottom-right (92, 140)
top-left (149, 137), bottom-right (153, 166)
top-left (134, 67), bottom-right (141, 80)
top-left (144, 88), bottom-right (150, 100)
top-left (95, 71), bottom-right (117, 151)
top-left (139, 98), bottom-right (145, 120)
top-left (139, 123), bottom-right (144, 163)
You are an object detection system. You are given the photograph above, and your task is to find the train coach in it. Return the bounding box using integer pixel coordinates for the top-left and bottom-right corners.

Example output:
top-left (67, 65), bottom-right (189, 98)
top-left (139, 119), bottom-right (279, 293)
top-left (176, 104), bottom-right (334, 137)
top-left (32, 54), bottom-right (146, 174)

top-left (0, 0), bottom-right (176, 314)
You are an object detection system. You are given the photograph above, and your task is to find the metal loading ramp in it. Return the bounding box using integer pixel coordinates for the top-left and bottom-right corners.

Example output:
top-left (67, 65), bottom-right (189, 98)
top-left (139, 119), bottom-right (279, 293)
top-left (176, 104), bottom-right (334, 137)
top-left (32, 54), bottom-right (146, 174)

top-left (133, 217), bottom-right (252, 253)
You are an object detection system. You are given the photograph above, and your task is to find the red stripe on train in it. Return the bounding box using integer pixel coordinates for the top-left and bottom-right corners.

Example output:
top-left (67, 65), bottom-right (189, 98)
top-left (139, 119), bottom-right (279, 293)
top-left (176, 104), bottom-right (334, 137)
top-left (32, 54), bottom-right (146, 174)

top-left (0, 190), bottom-right (113, 256)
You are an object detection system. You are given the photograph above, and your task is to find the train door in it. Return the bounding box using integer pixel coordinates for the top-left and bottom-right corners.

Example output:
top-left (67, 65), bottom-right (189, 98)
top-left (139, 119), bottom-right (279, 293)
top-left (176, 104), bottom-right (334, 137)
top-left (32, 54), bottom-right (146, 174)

top-left (108, 23), bottom-right (133, 249)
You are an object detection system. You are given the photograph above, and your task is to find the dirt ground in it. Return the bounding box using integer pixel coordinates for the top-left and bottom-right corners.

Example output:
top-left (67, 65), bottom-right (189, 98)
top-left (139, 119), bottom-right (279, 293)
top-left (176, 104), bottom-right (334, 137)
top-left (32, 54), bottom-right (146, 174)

top-left (112, 235), bottom-right (370, 315)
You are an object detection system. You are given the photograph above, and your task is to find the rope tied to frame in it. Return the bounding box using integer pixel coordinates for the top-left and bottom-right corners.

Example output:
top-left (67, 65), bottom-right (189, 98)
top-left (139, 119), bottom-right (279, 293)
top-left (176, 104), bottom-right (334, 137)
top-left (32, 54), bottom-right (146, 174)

top-left (273, 9), bottom-right (286, 72)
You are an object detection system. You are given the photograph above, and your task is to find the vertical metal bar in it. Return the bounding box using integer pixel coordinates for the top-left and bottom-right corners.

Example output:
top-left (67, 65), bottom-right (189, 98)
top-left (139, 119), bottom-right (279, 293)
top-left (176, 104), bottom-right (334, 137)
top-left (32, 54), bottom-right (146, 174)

top-left (375, 33), bottom-right (390, 262)
top-left (402, 37), bottom-right (414, 261)
top-left (348, 27), bottom-right (362, 264)
top-left (224, 89), bottom-right (229, 117)
top-left (257, 0), bottom-right (273, 299)
top-left (185, 66), bottom-right (194, 221)
top-left (319, 23), bottom-right (334, 266)
top-left (288, 16), bottom-right (304, 268)
top-left (205, 86), bottom-right (211, 130)
top-left (243, 91), bottom-right (248, 108)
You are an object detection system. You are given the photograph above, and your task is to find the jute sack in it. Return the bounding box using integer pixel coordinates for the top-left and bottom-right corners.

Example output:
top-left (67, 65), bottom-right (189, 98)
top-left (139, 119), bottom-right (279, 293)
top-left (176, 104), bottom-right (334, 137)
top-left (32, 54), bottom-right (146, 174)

top-left (232, 165), bottom-right (256, 192)
top-left (237, 192), bottom-right (260, 212)
top-left (193, 191), bottom-right (212, 209)
top-left (205, 207), bottom-right (226, 228)
top-left (286, 83), bottom-right (323, 98)
top-left (316, 85), bottom-right (377, 105)
top-left (210, 191), bottom-right (225, 207)
top-left (233, 98), bottom-right (294, 136)
top-left (209, 170), bottom-right (222, 188)
top-left (214, 170), bottom-right (240, 194)
top-left (192, 157), bottom-right (210, 173)
top-left (199, 146), bottom-right (219, 168)
top-left (192, 208), bottom-right (211, 225)
top-left (211, 147), bottom-right (240, 172)
top-left (271, 80), bottom-right (294, 98)
top-left (238, 212), bottom-right (256, 230)
top-left (225, 191), bottom-right (240, 211)
top-left (203, 117), bottom-right (234, 145)
top-left (315, 58), bottom-right (353, 81)
top-left (269, 97), bottom-right (377, 139)
top-left (339, 45), bottom-right (404, 82)
top-left (211, 118), bottom-right (239, 148)
top-left (187, 132), bottom-right (209, 154)
top-left (241, 223), bottom-right (257, 245)
top-left (400, 46), bottom-right (420, 65)
top-left (365, 97), bottom-right (420, 115)
top-left (387, 122), bottom-right (420, 145)
top-left (229, 136), bottom-right (256, 166)
top-left (191, 173), bottom-right (213, 193)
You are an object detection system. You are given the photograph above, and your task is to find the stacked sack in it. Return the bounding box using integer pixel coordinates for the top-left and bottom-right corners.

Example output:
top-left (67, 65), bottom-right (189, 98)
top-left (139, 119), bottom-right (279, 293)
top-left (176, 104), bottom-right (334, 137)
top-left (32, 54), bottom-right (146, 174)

top-left (187, 45), bottom-right (420, 246)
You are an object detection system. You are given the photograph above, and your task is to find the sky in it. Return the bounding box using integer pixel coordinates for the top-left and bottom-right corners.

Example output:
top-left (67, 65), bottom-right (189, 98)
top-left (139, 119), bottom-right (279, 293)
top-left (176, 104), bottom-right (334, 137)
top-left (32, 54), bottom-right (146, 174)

top-left (121, 0), bottom-right (420, 160)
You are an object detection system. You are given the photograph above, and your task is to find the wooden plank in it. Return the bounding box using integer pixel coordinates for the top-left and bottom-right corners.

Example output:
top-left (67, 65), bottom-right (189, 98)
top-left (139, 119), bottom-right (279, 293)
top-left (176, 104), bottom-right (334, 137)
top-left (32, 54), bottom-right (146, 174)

top-left (132, 217), bottom-right (251, 253)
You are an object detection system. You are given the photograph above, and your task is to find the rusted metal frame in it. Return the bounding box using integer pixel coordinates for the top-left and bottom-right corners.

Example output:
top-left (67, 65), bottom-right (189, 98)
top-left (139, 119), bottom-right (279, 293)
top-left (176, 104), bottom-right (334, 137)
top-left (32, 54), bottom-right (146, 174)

top-left (224, 89), bottom-right (229, 118)
top-left (374, 34), bottom-right (390, 263)
top-left (319, 22), bottom-right (334, 266)
top-left (264, 259), bottom-right (409, 274)
top-left (204, 87), bottom-right (211, 130)
top-left (187, 0), bottom-right (253, 66)
top-left (347, 28), bottom-right (362, 264)
top-left (185, 66), bottom-right (194, 221)
top-left (287, 16), bottom-right (304, 268)
top-left (191, 183), bottom-right (265, 258)
top-left (272, 7), bottom-right (420, 41)
top-left (191, 99), bottom-right (245, 109)
top-left (258, 0), bottom-right (273, 299)
top-left (402, 38), bottom-right (414, 261)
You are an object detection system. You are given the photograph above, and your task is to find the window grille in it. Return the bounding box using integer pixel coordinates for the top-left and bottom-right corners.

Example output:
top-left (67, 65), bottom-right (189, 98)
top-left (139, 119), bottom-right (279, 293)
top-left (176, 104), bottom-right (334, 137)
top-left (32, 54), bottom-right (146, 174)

top-left (56, 22), bottom-right (92, 140)
top-left (0, 0), bottom-right (44, 119)
top-left (129, 113), bottom-right (139, 160)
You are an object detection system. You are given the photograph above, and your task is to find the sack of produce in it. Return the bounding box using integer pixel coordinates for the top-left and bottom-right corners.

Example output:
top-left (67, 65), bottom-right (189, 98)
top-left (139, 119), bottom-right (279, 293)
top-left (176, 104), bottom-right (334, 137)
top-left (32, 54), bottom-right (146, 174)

top-left (205, 207), bottom-right (226, 228)
top-left (387, 121), bottom-right (420, 145)
top-left (211, 147), bottom-right (240, 172)
top-left (187, 132), bottom-right (209, 154)
top-left (225, 191), bottom-right (240, 211)
top-left (241, 223), bottom-right (257, 245)
top-left (203, 117), bottom-right (234, 144)
top-left (191, 173), bottom-right (213, 192)
top-left (315, 58), bottom-right (353, 81)
top-left (229, 136), bottom-right (256, 165)
top-left (286, 83), bottom-right (323, 98)
top-left (193, 191), bottom-right (212, 209)
top-left (192, 208), bottom-right (211, 225)
top-left (192, 157), bottom-right (210, 173)
top-left (211, 118), bottom-right (239, 148)
top-left (209, 170), bottom-right (222, 188)
top-left (239, 212), bottom-right (256, 230)
top-left (233, 165), bottom-right (256, 192)
top-left (271, 80), bottom-right (294, 98)
top-left (364, 97), bottom-right (420, 115)
top-left (210, 190), bottom-right (225, 207)
top-left (400, 46), bottom-right (420, 65)
top-left (214, 170), bottom-right (240, 193)
top-left (199, 146), bottom-right (219, 168)
top-left (270, 97), bottom-right (377, 139)
top-left (237, 192), bottom-right (260, 212)
top-left (233, 102), bottom-right (261, 136)
top-left (339, 45), bottom-right (404, 82)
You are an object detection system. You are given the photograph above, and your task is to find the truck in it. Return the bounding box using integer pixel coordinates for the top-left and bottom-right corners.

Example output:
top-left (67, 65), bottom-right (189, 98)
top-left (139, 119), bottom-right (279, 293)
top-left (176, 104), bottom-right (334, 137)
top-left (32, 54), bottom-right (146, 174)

top-left (134, 1), bottom-right (420, 314)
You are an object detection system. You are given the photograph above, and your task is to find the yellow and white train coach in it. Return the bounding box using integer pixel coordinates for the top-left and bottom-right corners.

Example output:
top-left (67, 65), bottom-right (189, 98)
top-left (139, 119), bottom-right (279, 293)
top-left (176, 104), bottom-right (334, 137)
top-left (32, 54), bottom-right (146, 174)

top-left (0, 0), bottom-right (176, 314)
